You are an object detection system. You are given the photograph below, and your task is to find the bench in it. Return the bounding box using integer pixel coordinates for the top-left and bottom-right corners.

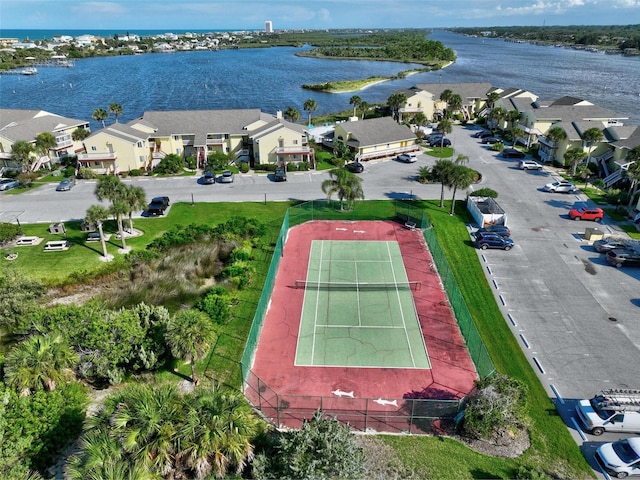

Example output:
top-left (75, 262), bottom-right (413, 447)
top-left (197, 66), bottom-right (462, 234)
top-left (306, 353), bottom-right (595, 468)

top-left (404, 221), bottom-right (416, 231)
top-left (44, 240), bottom-right (71, 251)
top-left (16, 236), bottom-right (42, 246)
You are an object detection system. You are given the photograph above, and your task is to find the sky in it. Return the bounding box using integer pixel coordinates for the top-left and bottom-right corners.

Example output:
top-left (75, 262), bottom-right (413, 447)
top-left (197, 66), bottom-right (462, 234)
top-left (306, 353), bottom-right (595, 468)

top-left (1, 0), bottom-right (639, 31)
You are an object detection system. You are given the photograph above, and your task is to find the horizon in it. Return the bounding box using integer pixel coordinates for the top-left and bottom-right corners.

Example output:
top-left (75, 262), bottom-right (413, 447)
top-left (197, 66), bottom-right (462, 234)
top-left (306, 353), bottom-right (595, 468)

top-left (2, 1), bottom-right (640, 30)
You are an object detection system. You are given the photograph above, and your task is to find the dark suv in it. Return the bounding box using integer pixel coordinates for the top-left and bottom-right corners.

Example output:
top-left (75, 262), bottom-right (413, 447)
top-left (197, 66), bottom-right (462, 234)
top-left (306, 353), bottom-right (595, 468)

top-left (474, 232), bottom-right (514, 251)
top-left (147, 196), bottom-right (170, 216)
top-left (605, 248), bottom-right (640, 268)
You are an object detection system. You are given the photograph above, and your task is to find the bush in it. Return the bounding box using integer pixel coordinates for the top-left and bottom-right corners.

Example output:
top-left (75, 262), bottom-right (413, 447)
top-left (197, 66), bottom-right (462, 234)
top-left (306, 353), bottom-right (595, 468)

top-left (128, 169), bottom-right (142, 176)
top-left (286, 162), bottom-right (297, 172)
top-left (239, 161), bottom-right (250, 173)
top-left (17, 172), bottom-right (38, 186)
top-left (185, 156), bottom-right (197, 170)
top-left (77, 167), bottom-right (98, 179)
top-left (469, 188), bottom-right (498, 198)
top-left (491, 142), bottom-right (505, 152)
top-left (0, 222), bottom-right (22, 245)
top-left (154, 153), bottom-right (185, 175)
top-left (195, 287), bottom-right (231, 324)
top-left (298, 161), bottom-right (310, 171)
top-left (206, 150), bottom-right (231, 171)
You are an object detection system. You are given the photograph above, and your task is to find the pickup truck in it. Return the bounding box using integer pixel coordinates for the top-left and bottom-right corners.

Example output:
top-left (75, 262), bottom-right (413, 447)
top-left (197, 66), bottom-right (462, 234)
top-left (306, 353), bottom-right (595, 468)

top-left (147, 196), bottom-right (170, 216)
top-left (274, 169), bottom-right (287, 182)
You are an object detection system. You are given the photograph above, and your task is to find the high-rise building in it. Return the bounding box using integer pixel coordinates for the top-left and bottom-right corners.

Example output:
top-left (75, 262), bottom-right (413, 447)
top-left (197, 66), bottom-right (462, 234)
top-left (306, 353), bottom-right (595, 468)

top-left (265, 21), bottom-right (273, 33)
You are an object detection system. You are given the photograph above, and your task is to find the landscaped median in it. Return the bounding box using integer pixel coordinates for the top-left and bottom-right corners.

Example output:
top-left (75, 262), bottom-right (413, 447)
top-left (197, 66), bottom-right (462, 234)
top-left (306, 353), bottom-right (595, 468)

top-left (2, 200), bottom-right (593, 478)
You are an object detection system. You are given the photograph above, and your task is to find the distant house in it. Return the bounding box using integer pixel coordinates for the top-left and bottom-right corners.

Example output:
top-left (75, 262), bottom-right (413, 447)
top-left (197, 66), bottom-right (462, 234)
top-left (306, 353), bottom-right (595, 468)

top-left (416, 82), bottom-right (494, 121)
top-left (80, 108), bottom-right (312, 174)
top-left (334, 117), bottom-right (417, 162)
top-left (0, 108), bottom-right (90, 173)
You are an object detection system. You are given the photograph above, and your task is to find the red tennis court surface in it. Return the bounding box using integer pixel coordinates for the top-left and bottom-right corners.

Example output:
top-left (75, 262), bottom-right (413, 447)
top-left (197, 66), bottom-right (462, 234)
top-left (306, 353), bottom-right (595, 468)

top-left (248, 220), bottom-right (477, 432)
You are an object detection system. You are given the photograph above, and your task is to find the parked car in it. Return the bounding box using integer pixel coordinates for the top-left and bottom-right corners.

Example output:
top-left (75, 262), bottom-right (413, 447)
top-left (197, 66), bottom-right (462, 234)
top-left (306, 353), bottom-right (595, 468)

top-left (56, 177), bottom-right (76, 191)
top-left (0, 178), bottom-right (20, 191)
top-left (518, 160), bottom-right (543, 170)
top-left (345, 161), bottom-right (364, 173)
top-left (568, 205), bottom-right (604, 222)
top-left (202, 171), bottom-right (215, 184)
top-left (606, 248), bottom-right (640, 268)
top-left (274, 169), bottom-right (287, 182)
top-left (501, 148), bottom-right (526, 159)
top-left (595, 437), bottom-right (640, 479)
top-left (426, 132), bottom-right (443, 142)
top-left (429, 138), bottom-right (451, 147)
top-left (543, 180), bottom-right (577, 193)
top-left (474, 232), bottom-right (514, 250)
top-left (397, 153), bottom-right (417, 163)
top-left (473, 130), bottom-right (493, 138)
top-left (593, 237), bottom-right (635, 253)
top-left (86, 232), bottom-right (103, 242)
top-left (219, 170), bottom-right (234, 183)
top-left (147, 196), bottom-right (170, 216)
top-left (477, 225), bottom-right (511, 237)
top-left (481, 136), bottom-right (502, 144)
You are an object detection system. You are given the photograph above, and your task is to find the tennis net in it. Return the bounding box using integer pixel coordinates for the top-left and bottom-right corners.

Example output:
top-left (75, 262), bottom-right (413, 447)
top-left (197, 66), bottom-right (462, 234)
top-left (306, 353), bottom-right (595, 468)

top-left (295, 280), bottom-right (421, 291)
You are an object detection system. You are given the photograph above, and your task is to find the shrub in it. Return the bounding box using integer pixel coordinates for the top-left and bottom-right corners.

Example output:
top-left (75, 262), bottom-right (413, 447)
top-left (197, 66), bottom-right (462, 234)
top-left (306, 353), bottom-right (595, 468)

top-left (154, 153), bottom-right (185, 175)
top-left (128, 169), bottom-right (142, 176)
top-left (239, 161), bottom-right (250, 173)
top-left (0, 222), bottom-right (22, 245)
top-left (286, 162), bottom-right (297, 172)
top-left (185, 156), bottom-right (197, 170)
top-left (17, 172), bottom-right (38, 186)
top-left (206, 150), bottom-right (231, 171)
top-left (469, 188), bottom-right (498, 198)
top-left (298, 161), bottom-right (310, 171)
top-left (196, 287), bottom-right (231, 324)
top-left (77, 167), bottom-right (98, 179)
top-left (491, 143), bottom-right (505, 152)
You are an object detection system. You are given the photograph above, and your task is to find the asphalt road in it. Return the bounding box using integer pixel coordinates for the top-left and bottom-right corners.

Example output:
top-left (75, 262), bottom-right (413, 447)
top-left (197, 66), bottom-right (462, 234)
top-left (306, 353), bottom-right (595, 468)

top-left (2, 124), bottom-right (638, 472)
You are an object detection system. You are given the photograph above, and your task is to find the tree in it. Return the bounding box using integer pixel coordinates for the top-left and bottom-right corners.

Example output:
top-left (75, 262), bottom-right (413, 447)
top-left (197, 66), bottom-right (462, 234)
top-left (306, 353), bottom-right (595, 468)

top-left (253, 410), bottom-right (366, 480)
top-left (95, 175), bottom-right (128, 249)
top-left (321, 168), bottom-right (364, 211)
top-left (485, 91), bottom-right (500, 110)
top-left (85, 205), bottom-right (111, 259)
top-left (165, 309), bottom-right (216, 385)
top-left (349, 95), bottom-right (362, 117)
top-left (455, 153), bottom-right (469, 165)
top-left (564, 147), bottom-right (587, 176)
top-left (582, 127), bottom-right (604, 171)
top-left (358, 101), bottom-right (369, 120)
top-left (511, 126), bottom-right (525, 150)
top-left (488, 106), bottom-right (505, 130)
top-left (448, 165), bottom-right (476, 215)
top-left (436, 118), bottom-right (452, 148)
top-left (303, 99), bottom-right (318, 127)
top-left (623, 146), bottom-right (640, 210)
top-left (33, 132), bottom-right (56, 170)
top-left (417, 165), bottom-right (431, 184)
top-left (122, 185), bottom-right (147, 233)
top-left (387, 92), bottom-right (406, 123)
top-left (92, 108), bottom-right (109, 128)
top-left (72, 127), bottom-right (90, 142)
top-left (109, 102), bottom-right (123, 122)
top-left (4, 334), bottom-right (78, 395)
top-left (430, 159), bottom-right (455, 208)
top-left (110, 200), bottom-right (130, 250)
top-left (10, 140), bottom-right (34, 171)
top-left (545, 126), bottom-right (567, 163)
top-left (0, 268), bottom-right (45, 335)
top-left (283, 106), bottom-right (300, 123)
top-left (448, 93), bottom-right (464, 120)
top-left (507, 110), bottom-right (522, 147)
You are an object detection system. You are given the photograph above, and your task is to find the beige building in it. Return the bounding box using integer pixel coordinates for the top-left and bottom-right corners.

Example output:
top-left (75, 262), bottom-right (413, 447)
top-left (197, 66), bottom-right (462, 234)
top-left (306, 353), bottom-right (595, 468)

top-left (0, 108), bottom-right (90, 173)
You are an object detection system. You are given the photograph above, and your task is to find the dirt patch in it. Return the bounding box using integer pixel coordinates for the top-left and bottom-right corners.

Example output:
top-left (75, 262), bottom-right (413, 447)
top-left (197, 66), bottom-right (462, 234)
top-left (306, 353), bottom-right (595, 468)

top-left (456, 430), bottom-right (531, 458)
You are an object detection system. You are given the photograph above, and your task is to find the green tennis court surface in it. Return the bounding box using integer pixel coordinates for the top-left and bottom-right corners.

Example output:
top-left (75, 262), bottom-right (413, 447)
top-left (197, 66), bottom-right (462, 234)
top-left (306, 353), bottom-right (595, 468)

top-left (295, 240), bottom-right (430, 369)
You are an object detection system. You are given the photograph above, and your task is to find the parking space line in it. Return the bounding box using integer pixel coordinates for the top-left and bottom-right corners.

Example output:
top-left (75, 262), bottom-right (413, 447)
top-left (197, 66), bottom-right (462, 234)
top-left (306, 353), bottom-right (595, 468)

top-left (520, 334), bottom-right (530, 348)
top-left (507, 313), bottom-right (517, 326)
top-left (571, 417), bottom-right (587, 441)
top-left (533, 357), bottom-right (545, 374)
top-left (550, 384), bottom-right (564, 404)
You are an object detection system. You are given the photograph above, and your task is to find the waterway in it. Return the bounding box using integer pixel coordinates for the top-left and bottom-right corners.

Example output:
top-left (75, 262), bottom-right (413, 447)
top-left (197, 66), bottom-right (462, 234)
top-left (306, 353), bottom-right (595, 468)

top-left (1, 30), bottom-right (638, 129)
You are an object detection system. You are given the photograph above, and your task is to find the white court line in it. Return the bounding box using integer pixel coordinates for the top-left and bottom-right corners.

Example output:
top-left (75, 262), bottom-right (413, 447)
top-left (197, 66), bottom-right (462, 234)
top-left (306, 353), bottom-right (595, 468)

top-left (296, 240), bottom-right (317, 361)
top-left (316, 324), bottom-right (406, 329)
top-left (386, 241), bottom-right (416, 368)
top-left (310, 240), bottom-right (325, 364)
top-left (355, 260), bottom-right (362, 326)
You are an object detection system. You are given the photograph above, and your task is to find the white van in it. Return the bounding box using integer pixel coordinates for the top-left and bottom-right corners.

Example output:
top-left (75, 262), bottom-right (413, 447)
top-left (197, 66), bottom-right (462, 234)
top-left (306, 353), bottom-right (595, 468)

top-left (576, 389), bottom-right (640, 436)
top-left (595, 437), bottom-right (640, 478)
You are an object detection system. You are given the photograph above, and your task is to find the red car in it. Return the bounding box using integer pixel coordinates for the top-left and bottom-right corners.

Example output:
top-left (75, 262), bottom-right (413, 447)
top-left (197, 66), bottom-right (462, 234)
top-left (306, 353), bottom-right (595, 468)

top-left (568, 205), bottom-right (604, 222)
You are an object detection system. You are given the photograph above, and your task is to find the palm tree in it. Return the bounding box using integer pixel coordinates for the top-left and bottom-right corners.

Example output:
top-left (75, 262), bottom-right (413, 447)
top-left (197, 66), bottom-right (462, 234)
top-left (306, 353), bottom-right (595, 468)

top-left (437, 118), bottom-right (452, 148)
top-left (431, 159), bottom-right (456, 208)
top-left (545, 126), bottom-right (567, 163)
top-left (507, 110), bottom-right (521, 146)
top-left (72, 127), bottom-right (91, 142)
top-left (95, 175), bottom-right (127, 248)
top-left (110, 200), bottom-right (130, 250)
top-left (85, 205), bottom-right (111, 259)
top-left (582, 127), bottom-right (604, 172)
top-left (165, 310), bottom-right (216, 385)
top-left (109, 103), bottom-right (123, 123)
top-left (321, 168), bottom-right (364, 211)
top-left (449, 165), bottom-right (476, 215)
top-left (511, 126), bottom-right (525, 150)
top-left (485, 91), bottom-right (500, 111)
top-left (34, 132), bottom-right (57, 170)
top-left (488, 106), bottom-right (506, 131)
top-left (178, 385), bottom-right (262, 478)
top-left (122, 185), bottom-right (147, 233)
top-left (283, 106), bottom-right (300, 123)
top-left (455, 153), bottom-right (469, 165)
top-left (349, 95), bottom-right (362, 117)
top-left (303, 99), bottom-right (318, 127)
top-left (358, 101), bottom-right (369, 120)
top-left (623, 146), bottom-right (640, 210)
top-left (447, 93), bottom-right (463, 120)
top-left (92, 108), bottom-right (109, 128)
top-left (564, 147), bottom-right (587, 176)
top-left (417, 166), bottom-right (431, 184)
top-left (4, 334), bottom-right (78, 395)
top-left (387, 92), bottom-right (407, 123)
top-left (10, 140), bottom-right (34, 171)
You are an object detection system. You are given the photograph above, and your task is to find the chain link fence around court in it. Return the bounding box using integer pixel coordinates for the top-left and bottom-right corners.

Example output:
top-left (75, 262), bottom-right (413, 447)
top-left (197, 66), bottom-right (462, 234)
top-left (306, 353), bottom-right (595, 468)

top-left (240, 200), bottom-right (495, 431)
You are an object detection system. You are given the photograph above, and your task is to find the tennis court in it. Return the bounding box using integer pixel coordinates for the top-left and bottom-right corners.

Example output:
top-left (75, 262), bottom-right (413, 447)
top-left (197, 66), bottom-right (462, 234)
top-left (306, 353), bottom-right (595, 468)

top-left (295, 240), bottom-right (430, 369)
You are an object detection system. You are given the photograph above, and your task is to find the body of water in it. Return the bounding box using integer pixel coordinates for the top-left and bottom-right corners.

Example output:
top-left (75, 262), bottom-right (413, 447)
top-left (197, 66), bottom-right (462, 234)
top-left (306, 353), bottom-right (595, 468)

top-left (1, 30), bottom-right (638, 130)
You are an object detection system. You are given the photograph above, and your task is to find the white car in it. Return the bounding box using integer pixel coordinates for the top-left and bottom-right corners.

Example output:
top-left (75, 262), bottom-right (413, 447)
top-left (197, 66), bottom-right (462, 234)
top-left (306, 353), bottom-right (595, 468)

top-left (518, 160), bottom-right (543, 170)
top-left (595, 437), bottom-right (640, 478)
top-left (543, 180), bottom-right (577, 193)
top-left (397, 153), bottom-right (417, 163)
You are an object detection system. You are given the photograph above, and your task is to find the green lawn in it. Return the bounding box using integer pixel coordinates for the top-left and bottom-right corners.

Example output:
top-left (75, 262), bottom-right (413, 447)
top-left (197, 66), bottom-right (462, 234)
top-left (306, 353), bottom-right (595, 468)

top-left (7, 199), bottom-right (593, 479)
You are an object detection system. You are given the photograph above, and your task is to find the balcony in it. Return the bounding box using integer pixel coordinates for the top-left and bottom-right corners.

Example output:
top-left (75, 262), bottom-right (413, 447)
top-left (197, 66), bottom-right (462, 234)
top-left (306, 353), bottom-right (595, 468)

top-left (78, 152), bottom-right (117, 162)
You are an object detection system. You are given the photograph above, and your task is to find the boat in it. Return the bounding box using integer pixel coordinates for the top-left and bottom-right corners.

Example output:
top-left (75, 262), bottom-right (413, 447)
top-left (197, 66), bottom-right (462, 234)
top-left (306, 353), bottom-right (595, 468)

top-left (21, 67), bottom-right (38, 75)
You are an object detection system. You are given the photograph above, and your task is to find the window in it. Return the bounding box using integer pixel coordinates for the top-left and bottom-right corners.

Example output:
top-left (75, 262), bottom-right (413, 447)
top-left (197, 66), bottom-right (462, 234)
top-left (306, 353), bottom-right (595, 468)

top-left (91, 146), bottom-right (97, 151)
top-left (174, 135), bottom-right (179, 141)
top-left (293, 139), bottom-right (298, 145)
top-left (137, 141), bottom-right (143, 148)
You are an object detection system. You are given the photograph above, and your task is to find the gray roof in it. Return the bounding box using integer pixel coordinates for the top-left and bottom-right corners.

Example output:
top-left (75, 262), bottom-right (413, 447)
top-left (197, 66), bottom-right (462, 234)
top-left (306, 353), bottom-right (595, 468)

top-left (609, 125), bottom-right (640, 150)
top-left (128, 109), bottom-right (278, 139)
top-left (250, 118), bottom-right (306, 140)
top-left (87, 122), bottom-right (149, 143)
top-left (0, 108), bottom-right (88, 142)
top-left (338, 117), bottom-right (415, 147)
top-left (550, 96), bottom-right (590, 106)
top-left (414, 82), bottom-right (494, 101)
top-left (526, 104), bottom-right (626, 123)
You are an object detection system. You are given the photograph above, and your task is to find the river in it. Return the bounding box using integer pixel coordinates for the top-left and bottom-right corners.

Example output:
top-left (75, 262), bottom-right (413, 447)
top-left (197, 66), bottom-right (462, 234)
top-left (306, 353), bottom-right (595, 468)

top-left (1, 30), bottom-right (638, 129)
